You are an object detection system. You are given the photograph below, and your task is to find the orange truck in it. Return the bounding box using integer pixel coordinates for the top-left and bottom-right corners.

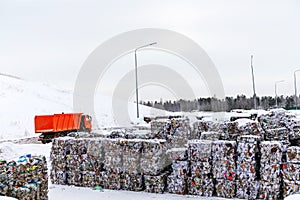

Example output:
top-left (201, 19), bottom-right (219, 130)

top-left (34, 113), bottom-right (92, 143)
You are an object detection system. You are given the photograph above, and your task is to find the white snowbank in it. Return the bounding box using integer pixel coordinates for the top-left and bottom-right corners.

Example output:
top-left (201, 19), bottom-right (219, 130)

top-left (285, 194), bottom-right (300, 200)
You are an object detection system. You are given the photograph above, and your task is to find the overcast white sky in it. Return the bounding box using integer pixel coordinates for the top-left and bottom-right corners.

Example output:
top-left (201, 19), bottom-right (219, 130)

top-left (1, 0), bottom-right (300, 100)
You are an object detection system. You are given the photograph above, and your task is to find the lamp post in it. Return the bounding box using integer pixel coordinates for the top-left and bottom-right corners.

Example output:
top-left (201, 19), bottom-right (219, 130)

top-left (275, 80), bottom-right (284, 108)
top-left (250, 55), bottom-right (257, 109)
top-left (294, 69), bottom-right (300, 109)
top-left (134, 42), bottom-right (157, 118)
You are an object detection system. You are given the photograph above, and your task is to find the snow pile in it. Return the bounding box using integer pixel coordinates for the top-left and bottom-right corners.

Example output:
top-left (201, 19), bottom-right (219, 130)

top-left (0, 74), bottom-right (170, 140)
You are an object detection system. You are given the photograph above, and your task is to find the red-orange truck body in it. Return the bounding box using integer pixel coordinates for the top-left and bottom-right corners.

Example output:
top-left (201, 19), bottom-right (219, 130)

top-left (35, 113), bottom-right (92, 143)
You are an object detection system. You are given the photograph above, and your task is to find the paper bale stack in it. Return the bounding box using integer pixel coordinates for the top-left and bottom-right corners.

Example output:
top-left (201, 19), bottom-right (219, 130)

top-left (168, 160), bottom-right (189, 195)
top-left (258, 141), bottom-right (282, 199)
top-left (188, 140), bottom-right (214, 197)
top-left (121, 139), bottom-right (143, 191)
top-left (212, 140), bottom-right (236, 198)
top-left (236, 135), bottom-right (261, 199)
top-left (140, 139), bottom-right (168, 193)
top-left (0, 155), bottom-right (48, 200)
top-left (282, 146), bottom-right (300, 197)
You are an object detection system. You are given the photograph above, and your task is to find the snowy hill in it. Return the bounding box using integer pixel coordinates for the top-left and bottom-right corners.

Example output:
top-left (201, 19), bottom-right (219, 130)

top-left (0, 74), bottom-right (168, 140)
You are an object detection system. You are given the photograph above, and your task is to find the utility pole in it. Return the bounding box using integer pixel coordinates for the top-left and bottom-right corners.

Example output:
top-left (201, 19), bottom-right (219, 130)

top-left (250, 55), bottom-right (257, 109)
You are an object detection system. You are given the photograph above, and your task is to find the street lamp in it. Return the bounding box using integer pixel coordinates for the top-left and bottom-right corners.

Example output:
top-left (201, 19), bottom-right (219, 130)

top-left (250, 55), bottom-right (257, 109)
top-left (134, 42), bottom-right (157, 118)
top-left (275, 80), bottom-right (284, 108)
top-left (294, 69), bottom-right (300, 109)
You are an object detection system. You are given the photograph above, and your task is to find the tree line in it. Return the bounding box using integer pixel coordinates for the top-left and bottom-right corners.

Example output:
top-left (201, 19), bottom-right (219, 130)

top-left (141, 95), bottom-right (298, 112)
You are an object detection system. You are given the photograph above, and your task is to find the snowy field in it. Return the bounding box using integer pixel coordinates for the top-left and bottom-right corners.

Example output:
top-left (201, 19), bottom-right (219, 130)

top-left (1, 74), bottom-right (299, 199)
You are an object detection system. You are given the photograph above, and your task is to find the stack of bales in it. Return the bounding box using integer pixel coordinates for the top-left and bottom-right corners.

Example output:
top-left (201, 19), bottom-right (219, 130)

top-left (142, 139), bottom-right (168, 193)
top-left (258, 141), bottom-right (282, 199)
top-left (0, 155), bottom-right (48, 200)
top-left (236, 135), bottom-right (261, 199)
top-left (121, 139), bottom-right (143, 191)
top-left (212, 140), bottom-right (236, 198)
top-left (188, 140), bottom-right (214, 197)
top-left (167, 148), bottom-right (189, 195)
top-left (282, 146), bottom-right (300, 197)
top-left (50, 137), bottom-right (69, 185)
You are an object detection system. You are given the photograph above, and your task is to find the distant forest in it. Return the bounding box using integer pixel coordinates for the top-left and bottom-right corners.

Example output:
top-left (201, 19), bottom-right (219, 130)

top-left (141, 95), bottom-right (298, 112)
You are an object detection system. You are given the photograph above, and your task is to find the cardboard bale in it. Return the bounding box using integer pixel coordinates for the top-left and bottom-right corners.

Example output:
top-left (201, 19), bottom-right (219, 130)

top-left (144, 173), bottom-right (167, 194)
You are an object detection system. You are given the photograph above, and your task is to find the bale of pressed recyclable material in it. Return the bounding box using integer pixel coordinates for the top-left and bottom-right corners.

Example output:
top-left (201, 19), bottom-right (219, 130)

top-left (144, 172), bottom-right (167, 194)
top-left (122, 173), bottom-right (143, 191)
top-left (122, 139), bottom-right (143, 174)
top-left (167, 160), bottom-right (189, 195)
top-left (215, 179), bottom-right (236, 198)
top-left (188, 140), bottom-right (212, 162)
top-left (258, 141), bottom-right (283, 199)
top-left (236, 180), bottom-right (259, 200)
top-left (236, 135), bottom-right (261, 199)
top-left (140, 139), bottom-right (167, 175)
top-left (0, 155), bottom-right (48, 200)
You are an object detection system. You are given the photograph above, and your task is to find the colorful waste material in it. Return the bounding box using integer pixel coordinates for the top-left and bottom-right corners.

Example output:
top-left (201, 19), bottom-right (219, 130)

top-left (0, 155), bottom-right (48, 200)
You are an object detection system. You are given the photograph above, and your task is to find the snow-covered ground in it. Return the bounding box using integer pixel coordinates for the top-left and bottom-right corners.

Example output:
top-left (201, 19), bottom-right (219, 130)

top-left (1, 74), bottom-right (299, 199)
top-left (0, 74), bottom-right (169, 140)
